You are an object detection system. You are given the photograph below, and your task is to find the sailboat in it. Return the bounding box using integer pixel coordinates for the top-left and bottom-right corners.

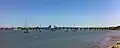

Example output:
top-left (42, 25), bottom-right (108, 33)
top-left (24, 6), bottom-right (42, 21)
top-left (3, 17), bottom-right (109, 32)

top-left (24, 20), bottom-right (29, 33)
top-left (24, 28), bottom-right (29, 33)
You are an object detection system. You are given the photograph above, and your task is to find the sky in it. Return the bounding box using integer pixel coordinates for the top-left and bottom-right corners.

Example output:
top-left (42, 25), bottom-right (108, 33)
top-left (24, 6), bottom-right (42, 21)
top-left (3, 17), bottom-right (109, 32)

top-left (0, 0), bottom-right (120, 27)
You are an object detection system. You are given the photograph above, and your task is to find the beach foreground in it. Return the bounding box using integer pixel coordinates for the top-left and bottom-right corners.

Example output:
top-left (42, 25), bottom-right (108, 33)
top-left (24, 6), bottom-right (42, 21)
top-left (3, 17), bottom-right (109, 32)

top-left (92, 34), bottom-right (120, 48)
top-left (107, 35), bottom-right (120, 48)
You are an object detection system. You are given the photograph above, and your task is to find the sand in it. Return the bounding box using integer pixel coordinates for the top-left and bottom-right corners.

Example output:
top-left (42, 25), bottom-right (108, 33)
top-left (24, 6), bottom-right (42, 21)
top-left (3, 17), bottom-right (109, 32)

top-left (88, 34), bottom-right (120, 48)
top-left (102, 34), bottom-right (120, 48)
top-left (106, 35), bottom-right (120, 48)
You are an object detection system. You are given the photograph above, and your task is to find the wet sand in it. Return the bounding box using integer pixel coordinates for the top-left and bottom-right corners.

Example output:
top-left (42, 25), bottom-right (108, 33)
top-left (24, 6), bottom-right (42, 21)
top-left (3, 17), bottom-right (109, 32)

top-left (87, 32), bottom-right (120, 48)
top-left (91, 34), bottom-right (120, 48)
top-left (106, 35), bottom-right (120, 48)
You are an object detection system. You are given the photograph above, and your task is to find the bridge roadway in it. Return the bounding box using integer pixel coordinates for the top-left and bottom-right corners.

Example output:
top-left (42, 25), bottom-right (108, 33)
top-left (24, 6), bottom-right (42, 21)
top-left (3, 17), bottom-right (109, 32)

top-left (20, 27), bottom-right (109, 30)
top-left (0, 27), bottom-right (110, 30)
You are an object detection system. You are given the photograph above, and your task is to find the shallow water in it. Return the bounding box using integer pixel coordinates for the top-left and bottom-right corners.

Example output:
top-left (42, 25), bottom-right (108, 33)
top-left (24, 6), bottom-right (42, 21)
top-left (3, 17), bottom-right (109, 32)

top-left (0, 30), bottom-right (119, 48)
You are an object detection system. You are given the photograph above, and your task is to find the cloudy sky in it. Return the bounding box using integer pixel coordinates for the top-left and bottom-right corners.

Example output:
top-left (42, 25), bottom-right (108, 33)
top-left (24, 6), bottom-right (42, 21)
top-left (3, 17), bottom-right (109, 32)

top-left (0, 0), bottom-right (120, 27)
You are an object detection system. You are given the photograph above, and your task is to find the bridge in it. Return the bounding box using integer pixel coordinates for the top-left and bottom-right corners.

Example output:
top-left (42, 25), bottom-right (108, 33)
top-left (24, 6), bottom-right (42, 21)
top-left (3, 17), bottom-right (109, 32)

top-left (0, 25), bottom-right (117, 31)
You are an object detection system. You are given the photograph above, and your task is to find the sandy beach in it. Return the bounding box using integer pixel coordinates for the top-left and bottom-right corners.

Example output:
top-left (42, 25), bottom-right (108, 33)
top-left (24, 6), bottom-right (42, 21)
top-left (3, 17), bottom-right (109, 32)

top-left (97, 34), bottom-right (120, 48)
top-left (106, 35), bottom-right (120, 48)
top-left (87, 32), bottom-right (120, 48)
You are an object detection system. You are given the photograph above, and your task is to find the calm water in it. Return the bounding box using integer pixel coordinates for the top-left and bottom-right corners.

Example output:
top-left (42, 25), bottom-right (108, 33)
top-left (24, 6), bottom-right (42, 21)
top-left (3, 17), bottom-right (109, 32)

top-left (0, 30), bottom-right (120, 48)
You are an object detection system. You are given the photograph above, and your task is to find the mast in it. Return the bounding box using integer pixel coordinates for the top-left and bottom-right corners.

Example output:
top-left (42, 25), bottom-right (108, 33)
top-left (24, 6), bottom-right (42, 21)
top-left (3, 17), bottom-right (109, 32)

top-left (24, 19), bottom-right (27, 28)
top-left (24, 19), bottom-right (29, 33)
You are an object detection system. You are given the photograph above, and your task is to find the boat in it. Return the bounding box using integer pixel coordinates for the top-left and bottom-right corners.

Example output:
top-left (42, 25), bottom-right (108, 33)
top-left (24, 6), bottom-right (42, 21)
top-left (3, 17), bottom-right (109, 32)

top-left (24, 29), bottom-right (29, 33)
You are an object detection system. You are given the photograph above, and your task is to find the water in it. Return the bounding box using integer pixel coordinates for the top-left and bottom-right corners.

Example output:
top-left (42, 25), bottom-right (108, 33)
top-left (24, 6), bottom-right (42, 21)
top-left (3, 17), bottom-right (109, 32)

top-left (0, 30), bottom-right (120, 48)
